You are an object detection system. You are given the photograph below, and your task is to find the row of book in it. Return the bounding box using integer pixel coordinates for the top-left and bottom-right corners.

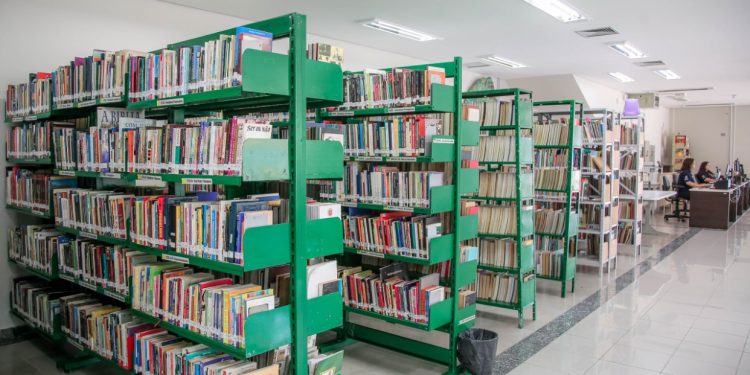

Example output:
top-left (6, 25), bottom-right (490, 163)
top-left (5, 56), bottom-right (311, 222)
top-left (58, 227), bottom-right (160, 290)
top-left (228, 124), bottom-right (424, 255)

top-left (53, 188), bottom-right (132, 239)
top-left (8, 225), bottom-right (63, 276)
top-left (478, 171), bottom-right (520, 198)
top-left (337, 116), bottom-right (443, 157)
top-left (341, 264), bottom-right (446, 324)
top-left (618, 223), bottom-right (637, 244)
top-left (620, 125), bottom-right (638, 145)
top-left (535, 208), bottom-right (567, 235)
top-left (307, 42), bottom-right (344, 66)
top-left (536, 250), bottom-right (563, 278)
top-left (129, 27), bottom-right (272, 102)
top-left (7, 169), bottom-right (76, 214)
top-left (472, 271), bottom-right (518, 304)
top-left (339, 66), bottom-right (446, 110)
top-left (474, 135), bottom-right (518, 163)
top-left (535, 168), bottom-right (568, 191)
top-left (340, 163), bottom-right (445, 208)
top-left (533, 123), bottom-right (569, 146)
top-left (581, 121), bottom-right (605, 143)
top-left (620, 175), bottom-right (642, 195)
top-left (534, 149), bottom-right (573, 168)
top-left (12, 278), bottom-right (62, 336)
top-left (620, 152), bottom-right (639, 170)
top-left (6, 122), bottom-right (51, 160)
top-left (52, 50), bottom-right (144, 106)
top-left (5, 73), bottom-right (51, 117)
top-left (620, 201), bottom-right (637, 220)
top-left (473, 237), bottom-right (518, 269)
top-left (581, 150), bottom-right (606, 172)
top-left (536, 237), bottom-right (564, 252)
top-left (342, 212), bottom-right (442, 259)
top-left (464, 99), bottom-right (515, 127)
top-left (580, 205), bottom-right (604, 230)
top-left (478, 205), bottom-right (517, 235)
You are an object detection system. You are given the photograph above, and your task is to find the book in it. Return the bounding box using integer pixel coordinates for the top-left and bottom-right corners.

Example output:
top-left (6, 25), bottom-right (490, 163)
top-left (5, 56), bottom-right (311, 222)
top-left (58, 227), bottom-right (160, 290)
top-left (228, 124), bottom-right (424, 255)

top-left (306, 260), bottom-right (338, 299)
top-left (308, 43), bottom-right (344, 66)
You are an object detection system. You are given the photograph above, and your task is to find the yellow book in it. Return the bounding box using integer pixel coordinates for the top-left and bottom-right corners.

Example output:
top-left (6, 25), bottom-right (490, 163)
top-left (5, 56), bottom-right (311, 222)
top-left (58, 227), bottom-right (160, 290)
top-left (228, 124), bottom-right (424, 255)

top-left (221, 284), bottom-right (261, 346)
top-left (87, 306), bottom-right (121, 342)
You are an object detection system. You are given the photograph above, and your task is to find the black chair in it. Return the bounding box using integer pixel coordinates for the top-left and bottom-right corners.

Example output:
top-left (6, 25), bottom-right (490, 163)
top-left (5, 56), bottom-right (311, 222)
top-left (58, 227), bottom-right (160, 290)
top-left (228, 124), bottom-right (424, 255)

top-left (664, 174), bottom-right (689, 222)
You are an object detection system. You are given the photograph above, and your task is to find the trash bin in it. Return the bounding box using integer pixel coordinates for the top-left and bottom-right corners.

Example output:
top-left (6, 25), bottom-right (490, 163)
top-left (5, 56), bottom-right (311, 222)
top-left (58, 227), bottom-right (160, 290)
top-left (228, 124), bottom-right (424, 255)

top-left (457, 328), bottom-right (498, 375)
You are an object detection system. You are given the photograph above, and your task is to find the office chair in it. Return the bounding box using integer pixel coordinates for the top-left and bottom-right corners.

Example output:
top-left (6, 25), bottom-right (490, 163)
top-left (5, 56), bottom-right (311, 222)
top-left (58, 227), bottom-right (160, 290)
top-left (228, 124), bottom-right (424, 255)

top-left (664, 174), bottom-right (689, 222)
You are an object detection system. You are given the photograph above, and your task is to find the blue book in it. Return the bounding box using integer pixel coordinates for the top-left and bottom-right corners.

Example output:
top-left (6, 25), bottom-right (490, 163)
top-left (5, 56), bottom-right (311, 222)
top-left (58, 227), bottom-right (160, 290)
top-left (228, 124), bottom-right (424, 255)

top-left (228, 200), bottom-right (269, 254)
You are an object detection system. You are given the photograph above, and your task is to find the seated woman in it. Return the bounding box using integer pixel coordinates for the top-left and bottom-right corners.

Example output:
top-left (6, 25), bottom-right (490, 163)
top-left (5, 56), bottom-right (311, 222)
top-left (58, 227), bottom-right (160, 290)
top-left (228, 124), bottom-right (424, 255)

top-left (696, 161), bottom-right (718, 184)
top-left (677, 158), bottom-right (713, 199)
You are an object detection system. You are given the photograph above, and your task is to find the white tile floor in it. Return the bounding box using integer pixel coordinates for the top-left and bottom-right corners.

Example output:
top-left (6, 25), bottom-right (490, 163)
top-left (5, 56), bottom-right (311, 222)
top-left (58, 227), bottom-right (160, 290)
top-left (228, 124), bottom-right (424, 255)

top-left (2, 211), bottom-right (750, 374)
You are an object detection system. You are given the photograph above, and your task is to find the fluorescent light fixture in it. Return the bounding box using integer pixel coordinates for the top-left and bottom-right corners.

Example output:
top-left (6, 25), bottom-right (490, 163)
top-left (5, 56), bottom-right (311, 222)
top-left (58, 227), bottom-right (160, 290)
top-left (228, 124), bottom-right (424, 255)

top-left (523, 0), bottom-right (587, 23)
top-left (361, 19), bottom-right (439, 42)
top-left (609, 42), bottom-right (647, 59)
top-left (609, 72), bottom-right (634, 83)
top-left (480, 55), bottom-right (527, 69)
top-left (654, 69), bottom-right (681, 80)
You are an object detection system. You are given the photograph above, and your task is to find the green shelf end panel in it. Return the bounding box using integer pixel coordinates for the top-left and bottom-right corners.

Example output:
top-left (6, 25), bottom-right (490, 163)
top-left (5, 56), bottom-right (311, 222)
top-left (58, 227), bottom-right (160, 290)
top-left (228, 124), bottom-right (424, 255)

top-left (519, 137), bottom-right (534, 165)
top-left (458, 214), bottom-right (479, 241)
top-left (517, 98), bottom-right (533, 129)
top-left (518, 273), bottom-right (536, 309)
top-left (520, 206), bottom-right (535, 238)
top-left (242, 139), bottom-right (343, 181)
top-left (568, 212), bottom-right (580, 237)
top-left (519, 172), bottom-right (534, 200)
top-left (346, 296), bottom-right (454, 331)
top-left (455, 304), bottom-right (477, 330)
top-left (459, 168), bottom-right (480, 195)
top-left (519, 240), bottom-right (535, 272)
top-left (304, 292), bottom-right (344, 336)
top-left (319, 83), bottom-right (455, 118)
top-left (461, 120), bottom-right (480, 147)
top-left (455, 260), bottom-right (478, 289)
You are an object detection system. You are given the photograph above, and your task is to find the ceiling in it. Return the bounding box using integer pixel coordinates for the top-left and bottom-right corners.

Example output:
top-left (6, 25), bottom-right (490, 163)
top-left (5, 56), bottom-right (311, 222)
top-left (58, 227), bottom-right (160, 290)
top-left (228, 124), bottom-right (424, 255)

top-left (163, 0), bottom-right (750, 107)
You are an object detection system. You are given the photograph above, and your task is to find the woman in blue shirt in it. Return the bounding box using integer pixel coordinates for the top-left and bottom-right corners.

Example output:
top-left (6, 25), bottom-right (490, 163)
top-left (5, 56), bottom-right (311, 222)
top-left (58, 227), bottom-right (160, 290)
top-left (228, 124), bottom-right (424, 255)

top-left (677, 158), bottom-right (712, 199)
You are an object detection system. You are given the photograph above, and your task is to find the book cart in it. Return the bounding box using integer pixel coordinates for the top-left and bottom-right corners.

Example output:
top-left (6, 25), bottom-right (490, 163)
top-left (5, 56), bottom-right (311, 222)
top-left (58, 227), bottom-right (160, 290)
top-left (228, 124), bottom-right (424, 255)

top-left (318, 58), bottom-right (480, 374)
top-left (618, 115), bottom-right (644, 255)
top-left (533, 101), bottom-right (582, 298)
top-left (461, 88), bottom-right (536, 328)
top-left (578, 109), bottom-right (620, 272)
top-left (5, 13), bottom-right (345, 375)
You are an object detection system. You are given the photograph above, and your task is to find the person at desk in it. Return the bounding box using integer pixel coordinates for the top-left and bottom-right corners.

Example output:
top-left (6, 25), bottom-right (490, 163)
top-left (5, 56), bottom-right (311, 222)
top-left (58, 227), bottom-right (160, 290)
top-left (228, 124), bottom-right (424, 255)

top-left (696, 161), bottom-right (718, 184)
top-left (677, 158), bottom-right (713, 199)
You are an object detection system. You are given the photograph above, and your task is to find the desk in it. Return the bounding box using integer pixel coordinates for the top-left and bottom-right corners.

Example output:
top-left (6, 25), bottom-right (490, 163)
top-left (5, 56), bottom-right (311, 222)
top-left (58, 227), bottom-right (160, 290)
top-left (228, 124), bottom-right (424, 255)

top-left (690, 187), bottom-right (740, 229)
top-left (642, 190), bottom-right (676, 235)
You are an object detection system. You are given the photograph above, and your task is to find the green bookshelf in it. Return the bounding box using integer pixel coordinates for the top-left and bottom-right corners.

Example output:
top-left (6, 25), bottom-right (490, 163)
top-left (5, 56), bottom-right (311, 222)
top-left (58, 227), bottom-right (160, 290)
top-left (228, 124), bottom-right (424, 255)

top-left (533, 100), bottom-right (583, 298)
top-left (462, 88), bottom-right (536, 328)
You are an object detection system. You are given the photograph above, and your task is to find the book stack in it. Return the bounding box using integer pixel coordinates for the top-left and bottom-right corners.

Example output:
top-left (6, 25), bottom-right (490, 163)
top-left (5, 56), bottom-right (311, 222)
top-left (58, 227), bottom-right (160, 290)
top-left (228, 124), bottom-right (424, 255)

top-left (535, 208), bottom-right (566, 234)
top-left (8, 225), bottom-right (63, 275)
top-left (128, 27), bottom-right (272, 102)
top-left (621, 125), bottom-right (637, 144)
top-left (74, 107), bottom-right (145, 172)
top-left (6, 168), bottom-right (76, 214)
top-left (475, 135), bottom-right (516, 162)
top-left (339, 66), bottom-right (446, 110)
top-left (534, 169), bottom-right (567, 191)
top-left (131, 261), bottom-right (275, 349)
top-left (52, 123), bottom-right (76, 170)
top-left (52, 189), bottom-right (133, 239)
top-left (12, 278), bottom-right (73, 335)
top-left (535, 149), bottom-right (571, 167)
top-left (618, 223), bottom-right (635, 243)
top-left (478, 205), bottom-right (516, 235)
top-left (473, 271), bottom-right (518, 304)
top-left (5, 73), bottom-right (51, 118)
top-left (580, 205), bottom-right (603, 230)
top-left (478, 171), bottom-right (517, 198)
top-left (581, 121), bottom-right (604, 143)
top-left (342, 212), bottom-right (442, 259)
top-left (308, 43), bottom-right (344, 66)
top-left (471, 99), bottom-right (514, 126)
top-left (340, 264), bottom-right (445, 324)
top-left (6, 122), bottom-right (51, 160)
top-left (536, 250), bottom-right (563, 277)
top-left (58, 239), bottom-right (151, 297)
top-left (471, 238), bottom-right (518, 269)
top-left (620, 152), bottom-right (637, 170)
top-left (341, 162), bottom-right (444, 208)
top-left (340, 115), bottom-right (442, 157)
top-left (533, 122), bottom-right (569, 146)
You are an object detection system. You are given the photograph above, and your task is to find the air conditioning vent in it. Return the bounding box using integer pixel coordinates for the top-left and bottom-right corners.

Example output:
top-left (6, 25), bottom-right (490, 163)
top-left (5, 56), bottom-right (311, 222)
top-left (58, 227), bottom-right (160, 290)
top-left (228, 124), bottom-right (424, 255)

top-left (634, 60), bottom-right (666, 67)
top-left (465, 62), bottom-right (491, 68)
top-left (575, 27), bottom-right (618, 38)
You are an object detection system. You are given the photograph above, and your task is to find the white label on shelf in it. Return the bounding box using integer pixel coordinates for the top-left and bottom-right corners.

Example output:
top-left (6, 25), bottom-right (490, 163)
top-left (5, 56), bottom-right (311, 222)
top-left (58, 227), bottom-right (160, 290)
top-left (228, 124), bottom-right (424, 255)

top-left (77, 99), bottom-right (96, 108)
top-left (389, 156), bottom-right (417, 162)
top-left (157, 98), bottom-right (184, 107)
top-left (329, 111), bottom-right (354, 117)
top-left (138, 174), bottom-right (162, 181)
top-left (459, 315), bottom-right (476, 325)
top-left (57, 103), bottom-right (74, 109)
top-left (12, 117), bottom-right (22, 122)
top-left (388, 106), bottom-right (415, 114)
top-left (385, 205), bottom-right (414, 212)
top-left (67, 338), bottom-right (84, 351)
top-left (163, 254), bottom-right (189, 264)
top-left (103, 290), bottom-right (125, 302)
top-left (80, 231), bottom-right (97, 239)
top-left (432, 138), bottom-right (455, 144)
top-left (340, 202), bottom-right (356, 208)
top-left (101, 96), bottom-right (121, 104)
top-left (355, 156), bottom-right (382, 162)
top-left (60, 274), bottom-right (75, 283)
top-left (357, 250), bottom-right (385, 258)
top-left (81, 281), bottom-right (97, 291)
top-left (181, 178), bottom-right (213, 185)
top-left (57, 170), bottom-right (76, 176)
top-left (100, 172), bottom-right (121, 179)
top-left (25, 115), bottom-right (37, 121)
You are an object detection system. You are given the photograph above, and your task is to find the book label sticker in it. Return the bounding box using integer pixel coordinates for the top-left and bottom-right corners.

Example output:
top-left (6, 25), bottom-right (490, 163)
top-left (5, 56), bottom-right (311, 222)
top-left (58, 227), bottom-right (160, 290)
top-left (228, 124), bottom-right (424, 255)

top-left (181, 178), bottom-right (213, 185)
top-left (100, 173), bottom-right (121, 179)
top-left (56, 103), bottom-right (74, 109)
top-left (157, 98), bottom-right (184, 107)
top-left (80, 232), bottom-right (98, 240)
top-left (329, 111), bottom-right (354, 117)
top-left (57, 170), bottom-right (76, 176)
top-left (11, 117), bottom-right (22, 122)
top-left (459, 315), bottom-right (476, 325)
top-left (388, 106), bottom-right (415, 114)
top-left (101, 96), bottom-right (121, 104)
top-left (138, 174), bottom-right (162, 181)
top-left (355, 156), bottom-right (382, 162)
top-left (385, 205), bottom-right (414, 212)
top-left (25, 115), bottom-right (37, 121)
top-left (357, 250), bottom-right (385, 259)
top-left (77, 99), bottom-right (96, 108)
top-left (163, 254), bottom-right (189, 264)
top-left (432, 138), bottom-right (455, 144)
top-left (389, 157), bottom-right (417, 162)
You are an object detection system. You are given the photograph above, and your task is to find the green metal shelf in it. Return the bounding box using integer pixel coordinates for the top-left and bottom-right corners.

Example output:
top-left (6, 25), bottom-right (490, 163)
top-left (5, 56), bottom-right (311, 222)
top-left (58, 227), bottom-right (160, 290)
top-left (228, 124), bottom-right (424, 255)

top-left (58, 273), bottom-right (130, 304)
top-left (6, 157), bottom-right (53, 165)
top-left (124, 172), bottom-right (242, 186)
top-left (6, 111), bottom-right (52, 123)
top-left (11, 308), bottom-right (63, 341)
top-left (5, 204), bottom-right (53, 219)
top-left (63, 337), bottom-right (129, 374)
top-left (52, 96), bottom-right (126, 111)
top-left (8, 258), bottom-right (57, 281)
top-left (55, 225), bottom-right (129, 247)
top-left (336, 184), bottom-right (458, 214)
top-left (535, 188), bottom-right (569, 193)
top-left (344, 296), bottom-right (453, 331)
top-left (478, 264), bottom-right (519, 274)
top-left (320, 83), bottom-right (454, 118)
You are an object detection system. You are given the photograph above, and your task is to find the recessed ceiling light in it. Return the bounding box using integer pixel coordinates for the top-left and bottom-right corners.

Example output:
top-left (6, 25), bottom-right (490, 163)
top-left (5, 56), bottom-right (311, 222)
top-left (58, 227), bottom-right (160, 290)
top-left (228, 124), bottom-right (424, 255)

top-left (609, 42), bottom-right (647, 59)
top-left (523, 0), bottom-right (587, 23)
top-left (480, 55), bottom-right (527, 69)
top-left (361, 19), bottom-right (440, 42)
top-left (609, 72), bottom-right (634, 83)
top-left (654, 69), bottom-right (681, 80)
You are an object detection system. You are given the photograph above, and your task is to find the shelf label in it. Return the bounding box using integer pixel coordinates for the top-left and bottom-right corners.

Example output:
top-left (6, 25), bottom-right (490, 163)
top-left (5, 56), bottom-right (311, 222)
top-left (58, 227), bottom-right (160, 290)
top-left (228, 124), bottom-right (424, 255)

top-left (56, 103), bottom-right (74, 109)
top-left (157, 98), bottom-right (184, 107)
top-left (432, 138), bottom-right (455, 144)
top-left (181, 178), bottom-right (213, 185)
top-left (388, 106), bottom-right (415, 114)
top-left (103, 290), bottom-right (125, 302)
top-left (459, 315), bottom-right (476, 325)
top-left (25, 115), bottom-right (37, 121)
top-left (340, 202), bottom-right (356, 208)
top-left (80, 231), bottom-right (97, 240)
top-left (60, 274), bottom-right (75, 283)
top-left (384, 205), bottom-right (414, 212)
top-left (77, 99), bottom-right (96, 108)
top-left (57, 170), bottom-right (76, 176)
top-left (100, 172), bottom-right (121, 179)
top-left (329, 111), bottom-right (354, 117)
top-left (67, 338), bottom-right (84, 351)
top-left (101, 96), bottom-right (121, 104)
top-left (163, 254), bottom-right (189, 264)
top-left (357, 250), bottom-right (385, 258)
top-left (81, 281), bottom-right (97, 292)
top-left (389, 156), bottom-right (417, 162)
top-left (138, 174), bottom-right (162, 181)
top-left (354, 156), bottom-right (382, 162)
top-left (11, 117), bottom-right (22, 122)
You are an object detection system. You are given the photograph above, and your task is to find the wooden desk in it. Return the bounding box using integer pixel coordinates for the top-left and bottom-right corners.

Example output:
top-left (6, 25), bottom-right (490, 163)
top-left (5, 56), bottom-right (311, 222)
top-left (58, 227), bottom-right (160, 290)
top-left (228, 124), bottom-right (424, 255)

top-left (690, 187), bottom-right (741, 229)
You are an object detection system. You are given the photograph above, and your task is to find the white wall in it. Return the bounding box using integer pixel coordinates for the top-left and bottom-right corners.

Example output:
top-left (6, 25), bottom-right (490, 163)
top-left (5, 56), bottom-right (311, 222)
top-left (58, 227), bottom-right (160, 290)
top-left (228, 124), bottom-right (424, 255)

top-left (641, 107), bottom-right (672, 166)
top-left (672, 106), bottom-right (732, 169)
top-left (505, 74), bottom-right (586, 104)
top-left (574, 76), bottom-right (626, 112)
top-left (733, 105), bottom-right (750, 165)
